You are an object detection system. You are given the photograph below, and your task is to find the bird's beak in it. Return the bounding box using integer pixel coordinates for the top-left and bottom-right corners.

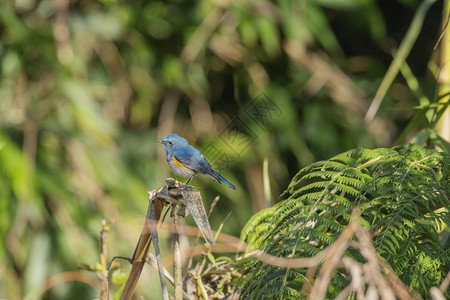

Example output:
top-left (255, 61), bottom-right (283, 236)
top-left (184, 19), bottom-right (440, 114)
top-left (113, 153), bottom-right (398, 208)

top-left (157, 140), bottom-right (163, 144)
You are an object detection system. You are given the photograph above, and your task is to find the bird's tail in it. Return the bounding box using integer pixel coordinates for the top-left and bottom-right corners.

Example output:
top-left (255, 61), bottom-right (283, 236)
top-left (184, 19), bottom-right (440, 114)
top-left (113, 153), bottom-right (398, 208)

top-left (211, 171), bottom-right (236, 190)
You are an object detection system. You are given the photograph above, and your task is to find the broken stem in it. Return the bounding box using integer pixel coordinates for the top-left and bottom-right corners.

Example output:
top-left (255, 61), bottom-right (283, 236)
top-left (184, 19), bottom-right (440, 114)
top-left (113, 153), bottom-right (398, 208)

top-left (173, 205), bottom-right (182, 300)
top-left (149, 198), bottom-right (169, 300)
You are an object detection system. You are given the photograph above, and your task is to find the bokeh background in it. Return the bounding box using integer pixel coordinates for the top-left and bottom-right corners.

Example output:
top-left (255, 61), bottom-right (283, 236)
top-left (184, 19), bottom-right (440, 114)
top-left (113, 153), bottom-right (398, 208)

top-left (0, 0), bottom-right (448, 299)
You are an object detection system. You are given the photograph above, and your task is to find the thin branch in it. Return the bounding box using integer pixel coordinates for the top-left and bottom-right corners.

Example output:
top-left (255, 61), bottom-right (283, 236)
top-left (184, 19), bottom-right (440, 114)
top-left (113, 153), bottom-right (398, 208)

top-left (439, 270), bottom-right (450, 293)
top-left (376, 256), bottom-right (423, 300)
top-left (355, 227), bottom-right (396, 300)
top-left (148, 194), bottom-right (169, 300)
top-left (308, 209), bottom-right (361, 300)
top-left (145, 253), bottom-right (192, 300)
top-left (173, 205), bottom-right (183, 300)
top-left (100, 220), bottom-right (109, 300)
top-left (429, 287), bottom-right (446, 300)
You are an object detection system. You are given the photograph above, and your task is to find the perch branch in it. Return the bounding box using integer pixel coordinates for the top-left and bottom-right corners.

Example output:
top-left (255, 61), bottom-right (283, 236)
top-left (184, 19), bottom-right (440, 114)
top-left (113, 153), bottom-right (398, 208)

top-left (148, 192), bottom-right (170, 300)
top-left (173, 204), bottom-right (183, 300)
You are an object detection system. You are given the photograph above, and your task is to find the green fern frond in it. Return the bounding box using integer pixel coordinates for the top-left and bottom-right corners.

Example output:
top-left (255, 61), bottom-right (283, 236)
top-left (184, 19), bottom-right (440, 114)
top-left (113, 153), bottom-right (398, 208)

top-left (240, 206), bottom-right (276, 245)
top-left (238, 144), bottom-right (450, 298)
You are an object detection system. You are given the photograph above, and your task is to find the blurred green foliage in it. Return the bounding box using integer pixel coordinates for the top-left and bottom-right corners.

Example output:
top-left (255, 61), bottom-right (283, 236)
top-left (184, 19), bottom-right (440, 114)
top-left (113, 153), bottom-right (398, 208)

top-left (0, 0), bottom-right (447, 298)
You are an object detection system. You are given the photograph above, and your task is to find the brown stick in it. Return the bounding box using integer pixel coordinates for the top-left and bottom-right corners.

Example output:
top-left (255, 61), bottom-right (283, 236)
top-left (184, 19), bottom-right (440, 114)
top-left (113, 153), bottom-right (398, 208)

top-left (100, 220), bottom-right (109, 300)
top-left (377, 256), bottom-right (423, 300)
top-left (308, 209), bottom-right (361, 300)
top-left (148, 194), bottom-right (170, 300)
top-left (173, 205), bottom-right (183, 300)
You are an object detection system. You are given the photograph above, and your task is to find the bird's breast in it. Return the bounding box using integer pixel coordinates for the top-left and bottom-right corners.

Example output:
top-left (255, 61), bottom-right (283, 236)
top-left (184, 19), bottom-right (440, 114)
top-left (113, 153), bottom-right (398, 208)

top-left (168, 155), bottom-right (196, 178)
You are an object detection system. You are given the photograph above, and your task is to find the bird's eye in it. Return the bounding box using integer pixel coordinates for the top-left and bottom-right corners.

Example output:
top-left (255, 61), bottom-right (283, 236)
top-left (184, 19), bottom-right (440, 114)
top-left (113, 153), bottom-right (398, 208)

top-left (168, 141), bottom-right (173, 145)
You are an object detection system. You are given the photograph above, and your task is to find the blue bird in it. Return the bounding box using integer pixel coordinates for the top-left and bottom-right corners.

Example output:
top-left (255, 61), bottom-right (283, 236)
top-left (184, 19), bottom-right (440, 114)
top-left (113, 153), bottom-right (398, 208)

top-left (159, 134), bottom-right (236, 190)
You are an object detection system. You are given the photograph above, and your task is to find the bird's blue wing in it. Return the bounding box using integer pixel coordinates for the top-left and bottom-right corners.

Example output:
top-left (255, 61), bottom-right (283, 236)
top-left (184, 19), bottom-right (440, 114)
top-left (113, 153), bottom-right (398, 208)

top-left (174, 145), bottom-right (236, 189)
top-left (173, 146), bottom-right (213, 174)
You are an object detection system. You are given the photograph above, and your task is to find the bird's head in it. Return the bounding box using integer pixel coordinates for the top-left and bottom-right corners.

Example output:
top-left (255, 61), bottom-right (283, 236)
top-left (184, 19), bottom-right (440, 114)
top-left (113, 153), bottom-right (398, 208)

top-left (158, 134), bottom-right (188, 151)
